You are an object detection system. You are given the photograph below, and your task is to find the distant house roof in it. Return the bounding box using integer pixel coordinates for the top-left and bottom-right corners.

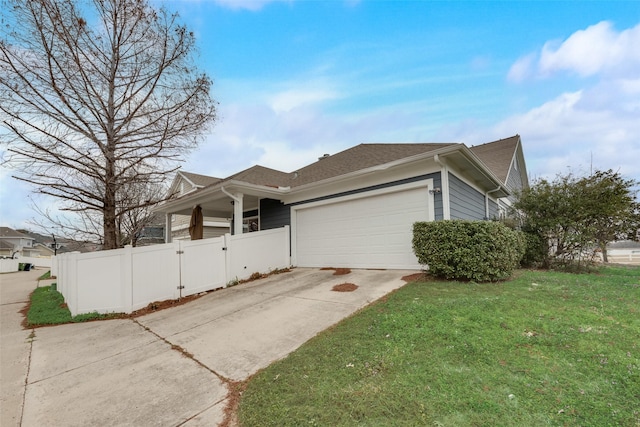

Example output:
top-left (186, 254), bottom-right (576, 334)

top-left (469, 135), bottom-right (520, 185)
top-left (0, 239), bottom-right (15, 250)
top-left (0, 227), bottom-right (34, 240)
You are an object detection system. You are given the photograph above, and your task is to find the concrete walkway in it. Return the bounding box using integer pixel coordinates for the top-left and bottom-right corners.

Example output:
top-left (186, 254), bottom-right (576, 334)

top-left (1, 267), bottom-right (415, 426)
top-left (1, 268), bottom-right (41, 427)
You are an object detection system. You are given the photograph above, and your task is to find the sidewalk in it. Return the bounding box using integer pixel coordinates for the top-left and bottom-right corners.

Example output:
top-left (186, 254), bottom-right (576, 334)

top-left (0, 268), bottom-right (42, 427)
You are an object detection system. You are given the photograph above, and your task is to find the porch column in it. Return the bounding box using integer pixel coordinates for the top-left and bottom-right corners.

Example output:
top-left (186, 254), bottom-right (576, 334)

top-left (233, 193), bottom-right (244, 235)
top-left (165, 213), bottom-right (172, 243)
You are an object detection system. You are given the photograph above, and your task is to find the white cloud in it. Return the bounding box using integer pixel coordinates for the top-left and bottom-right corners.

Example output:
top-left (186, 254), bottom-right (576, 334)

top-left (507, 53), bottom-right (536, 83)
top-left (497, 20), bottom-right (640, 184)
top-left (450, 87), bottom-right (640, 183)
top-left (269, 88), bottom-right (339, 113)
top-left (509, 21), bottom-right (640, 81)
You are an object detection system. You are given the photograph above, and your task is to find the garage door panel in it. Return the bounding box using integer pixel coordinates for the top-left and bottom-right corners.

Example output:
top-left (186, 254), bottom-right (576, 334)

top-left (295, 187), bottom-right (429, 269)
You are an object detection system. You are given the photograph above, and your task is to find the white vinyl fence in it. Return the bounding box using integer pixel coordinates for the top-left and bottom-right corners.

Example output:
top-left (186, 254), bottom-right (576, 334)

top-left (54, 227), bottom-right (290, 316)
top-left (0, 258), bottom-right (19, 273)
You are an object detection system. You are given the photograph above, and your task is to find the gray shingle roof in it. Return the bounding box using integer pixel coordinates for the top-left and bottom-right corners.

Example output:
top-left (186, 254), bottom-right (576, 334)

top-left (227, 165), bottom-right (292, 188)
top-left (0, 227), bottom-right (33, 239)
top-left (289, 143), bottom-right (456, 187)
top-left (180, 171), bottom-right (221, 187)
top-left (469, 135), bottom-right (520, 184)
top-left (0, 239), bottom-right (15, 249)
top-left (179, 137), bottom-right (519, 192)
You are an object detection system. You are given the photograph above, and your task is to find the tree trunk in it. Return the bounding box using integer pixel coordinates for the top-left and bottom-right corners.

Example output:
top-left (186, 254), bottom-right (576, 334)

top-left (103, 187), bottom-right (118, 249)
top-left (600, 242), bottom-right (609, 263)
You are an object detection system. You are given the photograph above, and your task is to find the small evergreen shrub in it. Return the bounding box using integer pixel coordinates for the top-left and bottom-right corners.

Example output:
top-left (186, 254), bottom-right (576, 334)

top-left (412, 220), bottom-right (525, 282)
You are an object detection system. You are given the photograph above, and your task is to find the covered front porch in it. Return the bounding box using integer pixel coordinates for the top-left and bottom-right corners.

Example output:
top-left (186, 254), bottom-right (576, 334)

top-left (155, 181), bottom-right (289, 242)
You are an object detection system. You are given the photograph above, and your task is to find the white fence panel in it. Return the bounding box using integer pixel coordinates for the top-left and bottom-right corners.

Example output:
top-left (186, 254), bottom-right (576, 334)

top-left (51, 255), bottom-right (58, 277)
top-left (57, 252), bottom-right (80, 315)
top-left (180, 237), bottom-right (227, 297)
top-left (228, 226), bottom-right (290, 281)
top-left (57, 226), bottom-right (291, 316)
top-left (131, 242), bottom-right (181, 311)
top-left (75, 248), bottom-right (132, 315)
top-left (0, 259), bottom-right (19, 273)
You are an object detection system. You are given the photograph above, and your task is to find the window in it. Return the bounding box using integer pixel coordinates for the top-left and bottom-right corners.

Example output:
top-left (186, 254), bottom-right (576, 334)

top-left (243, 217), bottom-right (259, 233)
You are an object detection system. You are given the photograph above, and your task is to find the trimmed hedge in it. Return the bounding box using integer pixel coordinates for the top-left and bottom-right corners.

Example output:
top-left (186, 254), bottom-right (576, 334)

top-left (412, 220), bottom-right (525, 282)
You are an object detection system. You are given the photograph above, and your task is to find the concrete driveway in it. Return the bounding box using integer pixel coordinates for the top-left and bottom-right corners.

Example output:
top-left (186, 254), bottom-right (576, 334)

top-left (2, 267), bottom-right (415, 426)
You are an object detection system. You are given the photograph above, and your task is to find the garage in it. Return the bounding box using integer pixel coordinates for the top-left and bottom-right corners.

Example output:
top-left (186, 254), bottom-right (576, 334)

top-left (292, 183), bottom-right (432, 269)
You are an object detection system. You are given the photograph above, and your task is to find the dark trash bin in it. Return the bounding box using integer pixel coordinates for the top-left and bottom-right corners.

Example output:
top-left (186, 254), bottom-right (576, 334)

top-left (24, 263), bottom-right (32, 271)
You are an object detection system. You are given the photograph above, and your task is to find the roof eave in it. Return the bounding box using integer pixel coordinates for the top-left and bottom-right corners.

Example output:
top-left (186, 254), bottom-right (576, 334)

top-left (443, 146), bottom-right (511, 198)
top-left (154, 179), bottom-right (289, 214)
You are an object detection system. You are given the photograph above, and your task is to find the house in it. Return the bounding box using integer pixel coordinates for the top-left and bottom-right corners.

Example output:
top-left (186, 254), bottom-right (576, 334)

top-left (0, 227), bottom-right (39, 258)
top-left (155, 135), bottom-right (528, 270)
top-left (165, 171), bottom-right (231, 240)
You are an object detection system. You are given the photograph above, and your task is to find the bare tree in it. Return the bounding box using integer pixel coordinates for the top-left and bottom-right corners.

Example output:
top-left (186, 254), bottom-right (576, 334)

top-left (30, 179), bottom-right (168, 248)
top-left (0, 0), bottom-right (216, 249)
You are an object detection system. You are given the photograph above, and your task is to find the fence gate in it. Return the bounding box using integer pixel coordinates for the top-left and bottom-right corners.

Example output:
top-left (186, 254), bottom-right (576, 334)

top-left (177, 237), bottom-right (227, 297)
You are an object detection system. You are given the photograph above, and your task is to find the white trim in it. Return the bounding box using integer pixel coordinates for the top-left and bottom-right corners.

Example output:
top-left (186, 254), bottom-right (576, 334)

top-left (434, 155), bottom-right (451, 220)
top-left (290, 179), bottom-right (433, 267)
top-left (171, 221), bottom-right (230, 232)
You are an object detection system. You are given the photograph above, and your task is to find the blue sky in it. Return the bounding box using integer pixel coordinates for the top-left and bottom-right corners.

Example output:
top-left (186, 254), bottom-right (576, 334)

top-left (1, 0), bottom-right (640, 229)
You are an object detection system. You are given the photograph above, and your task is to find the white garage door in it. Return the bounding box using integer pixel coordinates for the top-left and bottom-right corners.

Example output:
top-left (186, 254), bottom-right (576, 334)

top-left (294, 185), bottom-right (430, 269)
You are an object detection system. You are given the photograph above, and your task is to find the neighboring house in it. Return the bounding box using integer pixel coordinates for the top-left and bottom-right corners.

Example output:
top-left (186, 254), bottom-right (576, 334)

top-left (0, 227), bottom-right (39, 258)
top-left (34, 242), bottom-right (56, 257)
top-left (155, 135), bottom-right (528, 269)
top-left (165, 171), bottom-right (231, 240)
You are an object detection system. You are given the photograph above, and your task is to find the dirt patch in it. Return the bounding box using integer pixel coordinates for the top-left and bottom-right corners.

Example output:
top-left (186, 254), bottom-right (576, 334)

top-left (130, 293), bottom-right (205, 317)
top-left (321, 267), bottom-right (351, 275)
top-left (236, 267), bottom-right (292, 285)
top-left (220, 379), bottom-right (248, 427)
top-left (331, 282), bottom-right (358, 292)
top-left (401, 272), bottom-right (430, 283)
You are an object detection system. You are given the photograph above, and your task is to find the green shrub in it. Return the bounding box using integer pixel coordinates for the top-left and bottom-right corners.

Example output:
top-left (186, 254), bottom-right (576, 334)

top-left (412, 220), bottom-right (525, 282)
top-left (519, 228), bottom-right (547, 268)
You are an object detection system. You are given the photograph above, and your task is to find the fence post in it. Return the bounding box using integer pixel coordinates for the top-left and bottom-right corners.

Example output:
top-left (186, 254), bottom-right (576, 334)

top-left (283, 225), bottom-right (291, 267)
top-left (122, 245), bottom-right (134, 314)
top-left (224, 233), bottom-right (232, 286)
top-left (68, 252), bottom-right (79, 317)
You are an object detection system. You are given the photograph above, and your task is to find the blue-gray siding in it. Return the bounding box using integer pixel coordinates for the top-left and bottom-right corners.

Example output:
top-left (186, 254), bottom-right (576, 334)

top-left (260, 198), bottom-right (290, 230)
top-left (505, 158), bottom-right (524, 202)
top-left (449, 172), bottom-right (486, 220)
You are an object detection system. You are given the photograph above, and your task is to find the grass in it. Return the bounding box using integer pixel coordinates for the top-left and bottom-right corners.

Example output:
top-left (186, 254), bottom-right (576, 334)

top-left (238, 266), bottom-right (640, 426)
top-left (26, 285), bottom-right (122, 327)
top-left (37, 270), bottom-right (51, 280)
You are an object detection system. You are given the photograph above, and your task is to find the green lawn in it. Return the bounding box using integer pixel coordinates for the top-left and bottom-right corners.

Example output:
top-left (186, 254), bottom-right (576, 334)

top-left (238, 266), bottom-right (640, 426)
top-left (26, 285), bottom-right (121, 327)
